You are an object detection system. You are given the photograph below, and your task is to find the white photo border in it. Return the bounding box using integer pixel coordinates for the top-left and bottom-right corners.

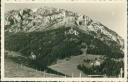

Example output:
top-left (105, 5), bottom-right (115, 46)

top-left (1, 0), bottom-right (127, 81)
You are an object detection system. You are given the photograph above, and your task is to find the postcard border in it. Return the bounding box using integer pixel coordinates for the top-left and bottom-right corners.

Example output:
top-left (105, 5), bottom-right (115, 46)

top-left (1, 0), bottom-right (127, 81)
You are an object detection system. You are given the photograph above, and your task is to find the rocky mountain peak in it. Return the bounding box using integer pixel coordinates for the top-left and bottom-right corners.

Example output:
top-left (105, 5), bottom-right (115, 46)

top-left (4, 6), bottom-right (124, 50)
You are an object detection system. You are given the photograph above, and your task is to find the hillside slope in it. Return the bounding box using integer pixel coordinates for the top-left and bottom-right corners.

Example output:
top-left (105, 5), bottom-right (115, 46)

top-left (5, 58), bottom-right (62, 77)
top-left (5, 51), bottom-right (64, 77)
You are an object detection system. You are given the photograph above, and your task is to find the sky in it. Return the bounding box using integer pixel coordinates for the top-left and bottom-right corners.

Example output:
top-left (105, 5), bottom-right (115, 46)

top-left (5, 2), bottom-right (126, 39)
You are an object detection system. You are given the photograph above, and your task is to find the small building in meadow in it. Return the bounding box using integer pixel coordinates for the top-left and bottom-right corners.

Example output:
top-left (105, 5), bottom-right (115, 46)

top-left (90, 59), bottom-right (101, 67)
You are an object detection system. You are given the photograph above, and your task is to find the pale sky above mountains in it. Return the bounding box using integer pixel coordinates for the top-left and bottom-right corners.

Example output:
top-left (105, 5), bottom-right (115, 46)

top-left (5, 2), bottom-right (126, 39)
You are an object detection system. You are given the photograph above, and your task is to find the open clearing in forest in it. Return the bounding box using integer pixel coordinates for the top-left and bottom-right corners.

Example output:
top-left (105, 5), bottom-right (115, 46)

top-left (49, 54), bottom-right (102, 77)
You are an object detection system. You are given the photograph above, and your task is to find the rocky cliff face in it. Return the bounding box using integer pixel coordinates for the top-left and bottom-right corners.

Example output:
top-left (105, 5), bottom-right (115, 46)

top-left (4, 7), bottom-right (124, 50)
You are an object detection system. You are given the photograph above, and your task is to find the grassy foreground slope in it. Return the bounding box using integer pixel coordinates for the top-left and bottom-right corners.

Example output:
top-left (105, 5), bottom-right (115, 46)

top-left (5, 51), bottom-right (64, 77)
